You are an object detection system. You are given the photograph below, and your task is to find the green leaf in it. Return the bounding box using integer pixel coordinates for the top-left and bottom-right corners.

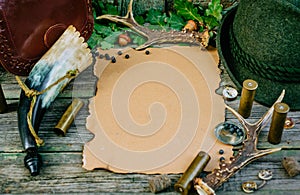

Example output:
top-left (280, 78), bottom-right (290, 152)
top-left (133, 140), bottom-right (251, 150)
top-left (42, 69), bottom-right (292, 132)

top-left (145, 9), bottom-right (166, 27)
top-left (174, 0), bottom-right (203, 23)
top-left (103, 31), bottom-right (122, 43)
top-left (94, 23), bottom-right (113, 36)
top-left (100, 41), bottom-right (114, 50)
top-left (166, 13), bottom-right (185, 30)
top-left (135, 15), bottom-right (145, 25)
top-left (102, 4), bottom-right (118, 15)
top-left (87, 30), bottom-right (103, 49)
top-left (98, 31), bottom-right (122, 50)
top-left (205, 0), bottom-right (223, 21)
top-left (132, 34), bottom-right (146, 46)
top-left (98, 2), bottom-right (105, 12)
top-left (204, 16), bottom-right (219, 30)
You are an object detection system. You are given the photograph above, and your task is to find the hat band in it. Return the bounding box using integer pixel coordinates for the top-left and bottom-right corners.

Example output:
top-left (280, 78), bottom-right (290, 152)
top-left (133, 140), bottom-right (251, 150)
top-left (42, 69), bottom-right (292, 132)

top-left (229, 26), bottom-right (300, 83)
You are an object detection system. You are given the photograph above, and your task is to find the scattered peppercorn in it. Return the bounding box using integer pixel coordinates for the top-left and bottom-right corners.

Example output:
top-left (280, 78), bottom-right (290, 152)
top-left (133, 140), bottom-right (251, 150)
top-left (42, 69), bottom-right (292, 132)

top-left (117, 50), bottom-right (123, 55)
top-left (220, 157), bottom-right (225, 162)
top-left (99, 54), bottom-right (104, 59)
top-left (145, 50), bottom-right (150, 55)
top-left (111, 56), bottom-right (116, 63)
top-left (105, 53), bottom-right (110, 60)
top-left (94, 51), bottom-right (100, 57)
top-left (219, 149), bottom-right (224, 155)
top-left (125, 54), bottom-right (130, 59)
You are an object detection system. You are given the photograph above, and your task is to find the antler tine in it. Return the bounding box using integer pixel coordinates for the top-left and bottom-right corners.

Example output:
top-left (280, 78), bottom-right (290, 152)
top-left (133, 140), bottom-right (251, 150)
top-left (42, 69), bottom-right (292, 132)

top-left (200, 91), bottom-right (285, 191)
top-left (97, 0), bottom-right (206, 50)
top-left (225, 104), bottom-right (251, 129)
top-left (253, 147), bottom-right (282, 158)
top-left (126, 0), bottom-right (135, 19)
top-left (96, 0), bottom-right (149, 39)
top-left (254, 90), bottom-right (285, 130)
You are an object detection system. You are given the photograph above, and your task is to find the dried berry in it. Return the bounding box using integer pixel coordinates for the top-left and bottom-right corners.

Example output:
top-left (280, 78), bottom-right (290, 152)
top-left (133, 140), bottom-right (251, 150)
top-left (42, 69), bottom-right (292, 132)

top-left (184, 20), bottom-right (198, 31)
top-left (219, 149), bottom-right (224, 155)
top-left (118, 34), bottom-right (131, 46)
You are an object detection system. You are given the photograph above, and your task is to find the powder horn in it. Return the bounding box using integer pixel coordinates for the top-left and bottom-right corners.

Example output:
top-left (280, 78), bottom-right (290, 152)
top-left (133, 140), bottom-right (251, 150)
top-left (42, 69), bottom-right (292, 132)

top-left (17, 25), bottom-right (92, 176)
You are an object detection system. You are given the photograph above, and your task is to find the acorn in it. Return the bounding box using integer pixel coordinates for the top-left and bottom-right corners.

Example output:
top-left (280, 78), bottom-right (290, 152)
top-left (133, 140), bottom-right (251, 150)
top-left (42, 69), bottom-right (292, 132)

top-left (184, 20), bottom-right (198, 31)
top-left (118, 33), bottom-right (131, 46)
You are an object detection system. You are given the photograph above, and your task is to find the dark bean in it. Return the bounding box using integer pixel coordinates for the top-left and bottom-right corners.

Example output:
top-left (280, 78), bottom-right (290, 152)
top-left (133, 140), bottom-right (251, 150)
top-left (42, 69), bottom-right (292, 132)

top-left (105, 53), bottom-right (110, 60)
top-left (111, 56), bottom-right (116, 63)
top-left (145, 50), bottom-right (150, 55)
top-left (125, 54), bottom-right (130, 59)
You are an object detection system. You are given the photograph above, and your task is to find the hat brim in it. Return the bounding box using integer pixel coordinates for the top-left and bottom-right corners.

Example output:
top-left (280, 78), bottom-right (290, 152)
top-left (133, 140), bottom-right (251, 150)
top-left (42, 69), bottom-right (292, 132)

top-left (217, 6), bottom-right (300, 110)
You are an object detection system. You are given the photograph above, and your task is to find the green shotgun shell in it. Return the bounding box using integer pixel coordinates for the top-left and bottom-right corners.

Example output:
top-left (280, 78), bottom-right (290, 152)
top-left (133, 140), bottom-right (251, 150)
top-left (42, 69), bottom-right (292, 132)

top-left (238, 79), bottom-right (258, 118)
top-left (54, 98), bottom-right (84, 136)
top-left (268, 102), bottom-right (290, 144)
top-left (0, 84), bottom-right (8, 113)
top-left (174, 151), bottom-right (211, 195)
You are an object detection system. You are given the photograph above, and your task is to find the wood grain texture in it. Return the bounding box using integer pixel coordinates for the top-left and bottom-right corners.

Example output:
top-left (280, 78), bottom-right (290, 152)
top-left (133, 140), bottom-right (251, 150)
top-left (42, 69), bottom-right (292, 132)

top-left (1, 61), bottom-right (300, 194)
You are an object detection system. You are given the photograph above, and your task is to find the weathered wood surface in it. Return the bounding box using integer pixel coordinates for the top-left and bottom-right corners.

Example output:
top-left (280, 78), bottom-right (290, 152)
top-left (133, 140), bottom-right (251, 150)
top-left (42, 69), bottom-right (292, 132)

top-left (1, 62), bottom-right (300, 194)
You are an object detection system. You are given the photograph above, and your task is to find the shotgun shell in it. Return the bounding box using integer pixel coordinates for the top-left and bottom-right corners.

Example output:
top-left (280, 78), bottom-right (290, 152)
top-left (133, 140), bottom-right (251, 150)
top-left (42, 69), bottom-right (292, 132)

top-left (268, 102), bottom-right (289, 144)
top-left (238, 79), bottom-right (258, 118)
top-left (174, 151), bottom-right (211, 195)
top-left (54, 98), bottom-right (84, 136)
top-left (0, 84), bottom-right (8, 113)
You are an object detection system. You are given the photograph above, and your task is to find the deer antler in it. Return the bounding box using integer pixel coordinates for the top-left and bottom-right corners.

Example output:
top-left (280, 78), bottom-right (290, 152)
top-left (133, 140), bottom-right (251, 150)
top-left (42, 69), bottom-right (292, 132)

top-left (97, 0), bottom-right (209, 50)
top-left (197, 90), bottom-right (285, 191)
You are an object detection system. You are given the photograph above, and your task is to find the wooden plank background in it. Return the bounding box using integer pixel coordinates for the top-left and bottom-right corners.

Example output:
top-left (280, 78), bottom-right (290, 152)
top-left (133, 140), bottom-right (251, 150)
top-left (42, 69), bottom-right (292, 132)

top-left (1, 57), bottom-right (300, 194)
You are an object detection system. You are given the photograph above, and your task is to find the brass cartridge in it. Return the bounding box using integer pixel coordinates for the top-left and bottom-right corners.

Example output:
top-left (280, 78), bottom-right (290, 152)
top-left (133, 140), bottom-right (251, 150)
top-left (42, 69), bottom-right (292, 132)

top-left (268, 102), bottom-right (289, 144)
top-left (0, 84), bottom-right (8, 113)
top-left (174, 151), bottom-right (211, 195)
top-left (54, 98), bottom-right (84, 136)
top-left (238, 79), bottom-right (258, 118)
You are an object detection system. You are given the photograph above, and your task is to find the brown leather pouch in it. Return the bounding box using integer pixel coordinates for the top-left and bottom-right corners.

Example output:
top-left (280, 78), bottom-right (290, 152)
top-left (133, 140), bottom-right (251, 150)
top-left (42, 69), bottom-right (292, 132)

top-left (0, 0), bottom-right (94, 76)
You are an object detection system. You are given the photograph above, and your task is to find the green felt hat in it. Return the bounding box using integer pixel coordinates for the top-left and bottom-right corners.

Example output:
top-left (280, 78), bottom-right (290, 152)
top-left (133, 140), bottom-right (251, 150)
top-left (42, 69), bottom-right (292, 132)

top-left (217, 0), bottom-right (300, 110)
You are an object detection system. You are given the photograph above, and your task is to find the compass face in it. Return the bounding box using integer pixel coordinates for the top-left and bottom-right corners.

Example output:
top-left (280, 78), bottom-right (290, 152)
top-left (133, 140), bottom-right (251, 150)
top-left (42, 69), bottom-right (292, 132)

top-left (222, 86), bottom-right (238, 101)
top-left (82, 46), bottom-right (232, 173)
